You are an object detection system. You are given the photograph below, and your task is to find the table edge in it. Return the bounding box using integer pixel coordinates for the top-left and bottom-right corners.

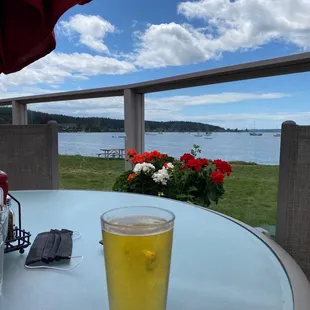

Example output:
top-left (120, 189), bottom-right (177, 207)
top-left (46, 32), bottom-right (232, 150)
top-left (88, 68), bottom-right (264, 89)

top-left (11, 189), bottom-right (310, 309)
top-left (208, 209), bottom-right (310, 310)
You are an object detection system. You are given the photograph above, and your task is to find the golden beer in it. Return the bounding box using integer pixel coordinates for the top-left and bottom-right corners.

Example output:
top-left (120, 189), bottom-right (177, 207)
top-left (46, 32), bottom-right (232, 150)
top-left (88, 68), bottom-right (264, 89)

top-left (101, 208), bottom-right (174, 310)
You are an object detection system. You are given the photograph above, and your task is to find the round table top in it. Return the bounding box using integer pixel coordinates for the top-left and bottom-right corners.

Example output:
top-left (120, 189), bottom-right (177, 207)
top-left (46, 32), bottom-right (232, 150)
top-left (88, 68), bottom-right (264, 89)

top-left (2, 190), bottom-right (293, 310)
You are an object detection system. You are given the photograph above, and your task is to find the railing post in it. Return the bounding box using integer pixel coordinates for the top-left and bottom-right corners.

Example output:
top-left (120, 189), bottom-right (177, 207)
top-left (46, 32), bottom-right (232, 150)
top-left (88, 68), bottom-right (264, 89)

top-left (12, 100), bottom-right (28, 125)
top-left (124, 89), bottom-right (145, 170)
top-left (47, 121), bottom-right (59, 189)
top-left (276, 120), bottom-right (297, 247)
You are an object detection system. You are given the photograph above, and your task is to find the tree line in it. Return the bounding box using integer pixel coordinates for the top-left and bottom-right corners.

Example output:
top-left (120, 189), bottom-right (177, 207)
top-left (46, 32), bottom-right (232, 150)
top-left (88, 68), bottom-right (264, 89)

top-left (0, 107), bottom-right (225, 132)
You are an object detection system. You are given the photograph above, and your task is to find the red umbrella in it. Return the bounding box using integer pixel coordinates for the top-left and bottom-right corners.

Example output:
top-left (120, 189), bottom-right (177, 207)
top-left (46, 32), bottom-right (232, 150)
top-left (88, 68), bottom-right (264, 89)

top-left (0, 0), bottom-right (92, 74)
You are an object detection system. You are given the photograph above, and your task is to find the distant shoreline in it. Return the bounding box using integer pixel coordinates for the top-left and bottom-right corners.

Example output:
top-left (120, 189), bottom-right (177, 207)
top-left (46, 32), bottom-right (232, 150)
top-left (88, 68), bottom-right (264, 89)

top-left (58, 130), bottom-right (282, 133)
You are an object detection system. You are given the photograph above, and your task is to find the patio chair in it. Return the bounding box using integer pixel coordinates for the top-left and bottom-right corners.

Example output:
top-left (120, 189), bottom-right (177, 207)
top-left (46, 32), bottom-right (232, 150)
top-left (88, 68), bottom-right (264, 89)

top-left (276, 120), bottom-right (310, 281)
top-left (0, 121), bottom-right (59, 190)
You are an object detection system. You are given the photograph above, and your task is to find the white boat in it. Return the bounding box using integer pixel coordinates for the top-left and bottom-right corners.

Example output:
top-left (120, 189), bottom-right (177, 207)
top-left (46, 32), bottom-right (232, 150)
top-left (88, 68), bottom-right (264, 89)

top-left (205, 125), bottom-right (212, 135)
top-left (249, 121), bottom-right (262, 136)
top-left (274, 133), bottom-right (281, 137)
top-left (194, 134), bottom-right (203, 137)
top-left (249, 132), bottom-right (263, 136)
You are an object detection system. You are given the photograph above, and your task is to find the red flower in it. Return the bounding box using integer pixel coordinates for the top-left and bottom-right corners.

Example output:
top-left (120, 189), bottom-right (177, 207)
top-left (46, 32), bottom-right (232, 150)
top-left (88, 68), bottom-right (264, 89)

top-left (127, 173), bottom-right (136, 181)
top-left (127, 149), bottom-right (137, 157)
top-left (184, 158), bottom-right (208, 172)
top-left (150, 150), bottom-right (162, 159)
top-left (199, 158), bottom-right (208, 167)
top-left (185, 159), bottom-right (202, 172)
top-left (131, 155), bottom-right (145, 164)
top-left (180, 153), bottom-right (195, 162)
top-left (210, 171), bottom-right (225, 184)
top-left (164, 162), bottom-right (169, 168)
top-left (212, 159), bottom-right (232, 176)
top-left (142, 152), bottom-right (152, 162)
top-left (130, 150), bottom-right (163, 164)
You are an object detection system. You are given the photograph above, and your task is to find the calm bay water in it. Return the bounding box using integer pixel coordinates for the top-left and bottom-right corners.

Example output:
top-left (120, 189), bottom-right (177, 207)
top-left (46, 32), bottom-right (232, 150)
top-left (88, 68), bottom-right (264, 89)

top-left (58, 132), bottom-right (281, 165)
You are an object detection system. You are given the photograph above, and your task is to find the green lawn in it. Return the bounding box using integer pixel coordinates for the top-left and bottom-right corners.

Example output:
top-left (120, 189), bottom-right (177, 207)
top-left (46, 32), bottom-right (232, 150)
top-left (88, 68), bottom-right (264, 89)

top-left (59, 155), bottom-right (124, 191)
top-left (59, 155), bottom-right (279, 227)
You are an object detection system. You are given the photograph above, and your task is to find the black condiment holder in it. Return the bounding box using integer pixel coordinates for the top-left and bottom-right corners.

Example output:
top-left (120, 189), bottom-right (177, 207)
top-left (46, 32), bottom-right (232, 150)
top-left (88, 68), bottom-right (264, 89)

top-left (4, 193), bottom-right (31, 254)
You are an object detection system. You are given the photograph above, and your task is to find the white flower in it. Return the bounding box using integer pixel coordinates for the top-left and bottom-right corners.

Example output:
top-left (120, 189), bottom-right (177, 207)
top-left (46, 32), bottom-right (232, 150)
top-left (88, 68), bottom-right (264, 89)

top-left (152, 168), bottom-right (170, 185)
top-left (133, 162), bottom-right (155, 174)
top-left (133, 163), bottom-right (142, 173)
top-left (163, 162), bottom-right (174, 169)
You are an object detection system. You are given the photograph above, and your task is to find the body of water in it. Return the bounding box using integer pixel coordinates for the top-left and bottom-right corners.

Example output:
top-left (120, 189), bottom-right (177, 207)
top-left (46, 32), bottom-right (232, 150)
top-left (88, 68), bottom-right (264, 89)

top-left (59, 132), bottom-right (281, 165)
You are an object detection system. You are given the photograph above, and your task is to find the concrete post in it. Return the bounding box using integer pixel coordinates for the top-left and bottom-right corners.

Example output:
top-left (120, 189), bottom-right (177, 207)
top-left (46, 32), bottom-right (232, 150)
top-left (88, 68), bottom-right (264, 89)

top-left (12, 100), bottom-right (28, 125)
top-left (124, 89), bottom-right (145, 170)
top-left (47, 121), bottom-right (59, 189)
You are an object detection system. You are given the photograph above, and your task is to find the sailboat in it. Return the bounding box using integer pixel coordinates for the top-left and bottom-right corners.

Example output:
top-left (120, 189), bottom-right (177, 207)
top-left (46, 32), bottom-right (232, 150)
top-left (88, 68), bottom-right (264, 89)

top-left (249, 122), bottom-right (263, 136)
top-left (274, 126), bottom-right (281, 137)
top-left (205, 125), bottom-right (212, 136)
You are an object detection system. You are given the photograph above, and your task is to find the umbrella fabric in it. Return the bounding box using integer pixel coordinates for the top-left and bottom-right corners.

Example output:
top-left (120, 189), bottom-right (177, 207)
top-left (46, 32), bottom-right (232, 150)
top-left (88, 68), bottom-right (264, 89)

top-left (0, 0), bottom-right (92, 74)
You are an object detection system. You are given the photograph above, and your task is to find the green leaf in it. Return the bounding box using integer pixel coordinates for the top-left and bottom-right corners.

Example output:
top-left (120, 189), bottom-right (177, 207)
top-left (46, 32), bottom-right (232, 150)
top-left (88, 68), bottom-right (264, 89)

top-left (188, 186), bottom-right (198, 193)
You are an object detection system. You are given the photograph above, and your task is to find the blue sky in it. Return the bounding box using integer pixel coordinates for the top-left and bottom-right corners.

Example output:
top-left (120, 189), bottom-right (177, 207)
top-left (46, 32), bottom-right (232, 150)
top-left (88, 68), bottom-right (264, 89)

top-left (1, 0), bottom-right (310, 129)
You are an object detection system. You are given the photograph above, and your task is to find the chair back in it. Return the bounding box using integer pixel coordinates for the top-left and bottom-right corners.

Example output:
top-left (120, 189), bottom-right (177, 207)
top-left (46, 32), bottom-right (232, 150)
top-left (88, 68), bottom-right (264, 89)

top-left (0, 121), bottom-right (59, 190)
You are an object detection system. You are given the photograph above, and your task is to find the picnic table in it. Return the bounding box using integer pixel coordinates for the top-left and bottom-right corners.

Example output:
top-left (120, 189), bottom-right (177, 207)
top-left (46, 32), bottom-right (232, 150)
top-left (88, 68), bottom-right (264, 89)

top-left (97, 148), bottom-right (125, 159)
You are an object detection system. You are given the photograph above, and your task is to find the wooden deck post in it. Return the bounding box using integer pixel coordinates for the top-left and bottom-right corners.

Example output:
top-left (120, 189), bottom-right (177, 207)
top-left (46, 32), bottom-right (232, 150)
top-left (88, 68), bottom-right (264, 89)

top-left (12, 100), bottom-right (28, 125)
top-left (124, 89), bottom-right (145, 170)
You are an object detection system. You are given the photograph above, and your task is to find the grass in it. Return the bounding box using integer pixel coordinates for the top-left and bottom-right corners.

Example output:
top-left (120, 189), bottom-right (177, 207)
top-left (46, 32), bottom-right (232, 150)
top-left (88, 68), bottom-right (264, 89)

top-left (59, 155), bottom-right (279, 227)
top-left (59, 155), bottom-right (124, 191)
top-left (208, 165), bottom-right (278, 227)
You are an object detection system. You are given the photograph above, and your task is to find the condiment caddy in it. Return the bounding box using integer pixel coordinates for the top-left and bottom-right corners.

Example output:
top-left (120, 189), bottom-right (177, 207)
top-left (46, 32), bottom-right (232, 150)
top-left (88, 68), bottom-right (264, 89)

top-left (0, 171), bottom-right (31, 254)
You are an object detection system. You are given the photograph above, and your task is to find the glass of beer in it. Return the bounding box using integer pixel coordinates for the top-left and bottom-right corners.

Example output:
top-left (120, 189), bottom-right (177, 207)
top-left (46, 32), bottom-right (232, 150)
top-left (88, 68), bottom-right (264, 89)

top-left (101, 206), bottom-right (175, 310)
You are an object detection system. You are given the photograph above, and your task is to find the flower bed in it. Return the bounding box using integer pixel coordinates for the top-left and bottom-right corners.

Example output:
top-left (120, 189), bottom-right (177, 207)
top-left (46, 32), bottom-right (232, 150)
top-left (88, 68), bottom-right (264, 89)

top-left (113, 145), bottom-right (232, 208)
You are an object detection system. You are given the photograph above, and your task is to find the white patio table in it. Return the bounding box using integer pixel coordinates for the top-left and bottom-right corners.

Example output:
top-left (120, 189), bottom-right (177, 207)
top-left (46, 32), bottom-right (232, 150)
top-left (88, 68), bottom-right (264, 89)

top-left (1, 190), bottom-right (309, 310)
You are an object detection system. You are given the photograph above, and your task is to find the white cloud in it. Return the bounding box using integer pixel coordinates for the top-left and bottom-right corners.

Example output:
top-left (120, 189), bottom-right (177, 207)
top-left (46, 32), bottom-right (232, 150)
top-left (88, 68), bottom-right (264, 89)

top-left (134, 0), bottom-right (310, 68)
top-left (0, 14), bottom-right (138, 91)
top-left (42, 52), bottom-right (135, 75)
top-left (147, 92), bottom-right (288, 107)
top-left (60, 14), bottom-right (116, 53)
top-left (165, 111), bottom-right (310, 129)
top-left (23, 91), bottom-right (288, 120)
top-left (165, 112), bottom-right (310, 122)
top-left (0, 51), bottom-right (136, 91)
top-left (178, 0), bottom-right (310, 49)
top-left (134, 23), bottom-right (211, 68)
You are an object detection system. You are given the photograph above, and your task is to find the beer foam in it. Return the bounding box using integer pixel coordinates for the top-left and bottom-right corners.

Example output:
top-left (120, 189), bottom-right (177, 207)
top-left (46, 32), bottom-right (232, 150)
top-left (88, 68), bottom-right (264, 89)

top-left (104, 215), bottom-right (173, 236)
